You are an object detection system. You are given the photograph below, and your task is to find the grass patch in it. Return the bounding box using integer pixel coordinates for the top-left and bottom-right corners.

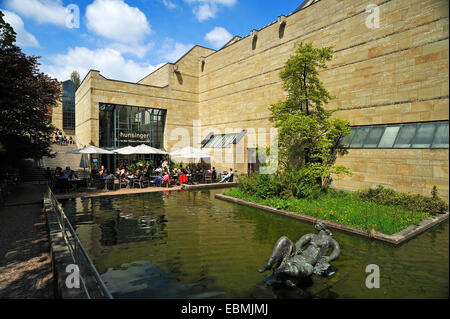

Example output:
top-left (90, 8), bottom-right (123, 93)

top-left (223, 188), bottom-right (430, 235)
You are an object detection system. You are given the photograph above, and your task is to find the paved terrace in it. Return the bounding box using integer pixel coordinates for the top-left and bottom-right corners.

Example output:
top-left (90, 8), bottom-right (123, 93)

top-left (0, 183), bottom-right (53, 298)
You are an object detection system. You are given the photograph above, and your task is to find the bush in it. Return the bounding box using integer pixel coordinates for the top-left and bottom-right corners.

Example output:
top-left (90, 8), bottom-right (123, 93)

top-left (274, 165), bottom-right (323, 199)
top-left (238, 173), bottom-right (280, 199)
top-left (358, 185), bottom-right (449, 215)
top-left (238, 163), bottom-right (335, 200)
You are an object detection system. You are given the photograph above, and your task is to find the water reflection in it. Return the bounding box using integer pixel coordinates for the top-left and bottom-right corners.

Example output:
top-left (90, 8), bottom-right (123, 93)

top-left (61, 190), bottom-right (449, 299)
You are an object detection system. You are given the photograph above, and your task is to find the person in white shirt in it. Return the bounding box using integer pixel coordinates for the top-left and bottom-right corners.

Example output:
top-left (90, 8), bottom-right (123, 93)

top-left (220, 168), bottom-right (233, 182)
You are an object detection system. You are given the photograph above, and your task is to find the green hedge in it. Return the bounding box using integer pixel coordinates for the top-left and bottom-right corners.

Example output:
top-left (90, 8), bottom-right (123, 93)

top-left (358, 185), bottom-right (448, 215)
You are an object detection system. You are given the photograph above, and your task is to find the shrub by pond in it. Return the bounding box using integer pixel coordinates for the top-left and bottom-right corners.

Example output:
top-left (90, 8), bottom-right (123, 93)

top-left (358, 185), bottom-right (448, 215)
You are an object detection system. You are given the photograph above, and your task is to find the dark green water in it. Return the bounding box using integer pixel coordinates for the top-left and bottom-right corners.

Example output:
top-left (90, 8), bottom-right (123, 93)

top-left (61, 189), bottom-right (449, 299)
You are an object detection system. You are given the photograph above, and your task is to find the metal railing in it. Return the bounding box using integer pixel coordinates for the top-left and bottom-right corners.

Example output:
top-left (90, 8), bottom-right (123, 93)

top-left (47, 185), bottom-right (113, 299)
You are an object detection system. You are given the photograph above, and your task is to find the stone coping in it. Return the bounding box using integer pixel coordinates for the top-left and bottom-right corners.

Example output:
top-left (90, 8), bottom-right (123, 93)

top-left (215, 194), bottom-right (449, 246)
top-left (181, 182), bottom-right (238, 191)
top-left (44, 198), bottom-right (85, 299)
top-left (54, 186), bottom-right (181, 200)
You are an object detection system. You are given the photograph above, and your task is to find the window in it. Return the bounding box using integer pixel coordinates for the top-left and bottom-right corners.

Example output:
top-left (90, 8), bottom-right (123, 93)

top-left (363, 126), bottom-right (385, 148)
top-left (62, 80), bottom-right (76, 130)
top-left (338, 130), bottom-right (355, 148)
top-left (202, 130), bottom-right (247, 148)
top-left (411, 123), bottom-right (436, 148)
top-left (393, 125), bottom-right (417, 148)
top-left (349, 127), bottom-right (370, 148)
top-left (378, 126), bottom-right (400, 148)
top-left (99, 103), bottom-right (166, 150)
top-left (339, 121), bottom-right (449, 149)
top-left (432, 122), bottom-right (449, 148)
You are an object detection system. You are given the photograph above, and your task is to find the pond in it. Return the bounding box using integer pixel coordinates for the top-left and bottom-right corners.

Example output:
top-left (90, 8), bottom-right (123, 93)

top-left (61, 189), bottom-right (449, 299)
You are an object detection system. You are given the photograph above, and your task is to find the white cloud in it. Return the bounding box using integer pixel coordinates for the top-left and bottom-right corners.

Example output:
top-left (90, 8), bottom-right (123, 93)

top-left (2, 10), bottom-right (39, 47)
top-left (109, 42), bottom-right (155, 59)
top-left (184, 0), bottom-right (237, 22)
top-left (41, 46), bottom-right (161, 82)
top-left (162, 0), bottom-right (177, 9)
top-left (158, 39), bottom-right (194, 62)
top-left (86, 0), bottom-right (151, 43)
top-left (4, 0), bottom-right (67, 26)
top-left (194, 3), bottom-right (216, 21)
top-left (204, 27), bottom-right (232, 49)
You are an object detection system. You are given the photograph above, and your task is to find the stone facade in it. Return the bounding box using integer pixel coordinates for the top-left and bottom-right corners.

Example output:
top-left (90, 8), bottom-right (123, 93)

top-left (74, 0), bottom-right (449, 200)
top-left (51, 87), bottom-right (63, 132)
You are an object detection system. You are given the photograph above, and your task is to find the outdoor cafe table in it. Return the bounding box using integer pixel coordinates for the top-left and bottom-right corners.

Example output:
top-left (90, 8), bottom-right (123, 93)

top-left (127, 175), bottom-right (136, 187)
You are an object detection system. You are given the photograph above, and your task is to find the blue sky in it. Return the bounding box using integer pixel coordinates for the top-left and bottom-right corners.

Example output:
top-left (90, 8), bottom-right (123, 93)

top-left (1, 0), bottom-right (303, 82)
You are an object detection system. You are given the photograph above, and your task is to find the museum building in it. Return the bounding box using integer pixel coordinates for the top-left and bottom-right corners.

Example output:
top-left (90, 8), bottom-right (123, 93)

top-left (67, 0), bottom-right (449, 200)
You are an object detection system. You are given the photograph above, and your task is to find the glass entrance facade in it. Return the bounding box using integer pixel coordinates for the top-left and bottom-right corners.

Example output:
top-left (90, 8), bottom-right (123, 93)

top-left (62, 80), bottom-right (76, 130)
top-left (99, 103), bottom-right (167, 170)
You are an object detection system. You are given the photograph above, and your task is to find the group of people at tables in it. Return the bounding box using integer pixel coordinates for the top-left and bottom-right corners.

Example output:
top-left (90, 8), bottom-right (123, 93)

top-left (48, 166), bottom-right (79, 181)
top-left (48, 166), bottom-right (83, 192)
top-left (91, 160), bottom-right (234, 189)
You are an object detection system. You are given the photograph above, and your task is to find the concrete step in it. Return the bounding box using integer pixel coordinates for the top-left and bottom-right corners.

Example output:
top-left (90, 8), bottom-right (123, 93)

top-left (42, 143), bottom-right (84, 171)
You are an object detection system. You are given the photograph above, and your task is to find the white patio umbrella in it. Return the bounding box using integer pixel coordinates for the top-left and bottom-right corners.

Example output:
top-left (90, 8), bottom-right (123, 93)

top-left (170, 146), bottom-right (211, 163)
top-left (114, 144), bottom-right (168, 167)
top-left (114, 144), bottom-right (168, 155)
top-left (133, 144), bottom-right (168, 155)
top-left (65, 145), bottom-right (113, 182)
top-left (66, 145), bottom-right (114, 154)
top-left (65, 147), bottom-right (85, 154)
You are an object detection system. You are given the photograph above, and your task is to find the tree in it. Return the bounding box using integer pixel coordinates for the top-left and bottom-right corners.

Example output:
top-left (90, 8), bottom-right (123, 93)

top-left (0, 11), bottom-right (16, 48)
top-left (269, 42), bottom-right (351, 194)
top-left (0, 15), bottom-right (60, 167)
top-left (70, 70), bottom-right (81, 89)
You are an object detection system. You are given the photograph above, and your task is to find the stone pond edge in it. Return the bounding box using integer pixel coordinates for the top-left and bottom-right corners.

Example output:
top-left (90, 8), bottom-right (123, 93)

top-left (215, 193), bottom-right (449, 246)
top-left (44, 198), bottom-right (85, 299)
top-left (181, 182), bottom-right (238, 190)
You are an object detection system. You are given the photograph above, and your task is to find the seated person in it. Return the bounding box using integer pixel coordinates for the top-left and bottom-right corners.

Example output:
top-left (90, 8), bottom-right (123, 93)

top-left (63, 166), bottom-right (72, 177)
top-left (127, 170), bottom-right (135, 180)
top-left (68, 170), bottom-right (78, 180)
top-left (152, 175), bottom-right (163, 187)
top-left (220, 168), bottom-right (233, 182)
top-left (178, 171), bottom-right (188, 185)
top-left (121, 171), bottom-right (130, 187)
top-left (162, 172), bottom-right (171, 187)
top-left (105, 172), bottom-right (116, 180)
top-left (54, 167), bottom-right (62, 177)
top-left (134, 169), bottom-right (143, 180)
top-left (58, 171), bottom-right (68, 180)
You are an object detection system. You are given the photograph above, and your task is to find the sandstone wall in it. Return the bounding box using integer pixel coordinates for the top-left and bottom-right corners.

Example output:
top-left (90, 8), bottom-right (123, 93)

top-left (51, 99), bottom-right (63, 133)
top-left (137, 64), bottom-right (170, 87)
top-left (197, 0), bottom-right (449, 199)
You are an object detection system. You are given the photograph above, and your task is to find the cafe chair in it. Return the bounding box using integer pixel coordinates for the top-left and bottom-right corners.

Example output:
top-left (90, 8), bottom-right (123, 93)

top-left (204, 172), bottom-right (212, 184)
top-left (133, 175), bottom-right (148, 188)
